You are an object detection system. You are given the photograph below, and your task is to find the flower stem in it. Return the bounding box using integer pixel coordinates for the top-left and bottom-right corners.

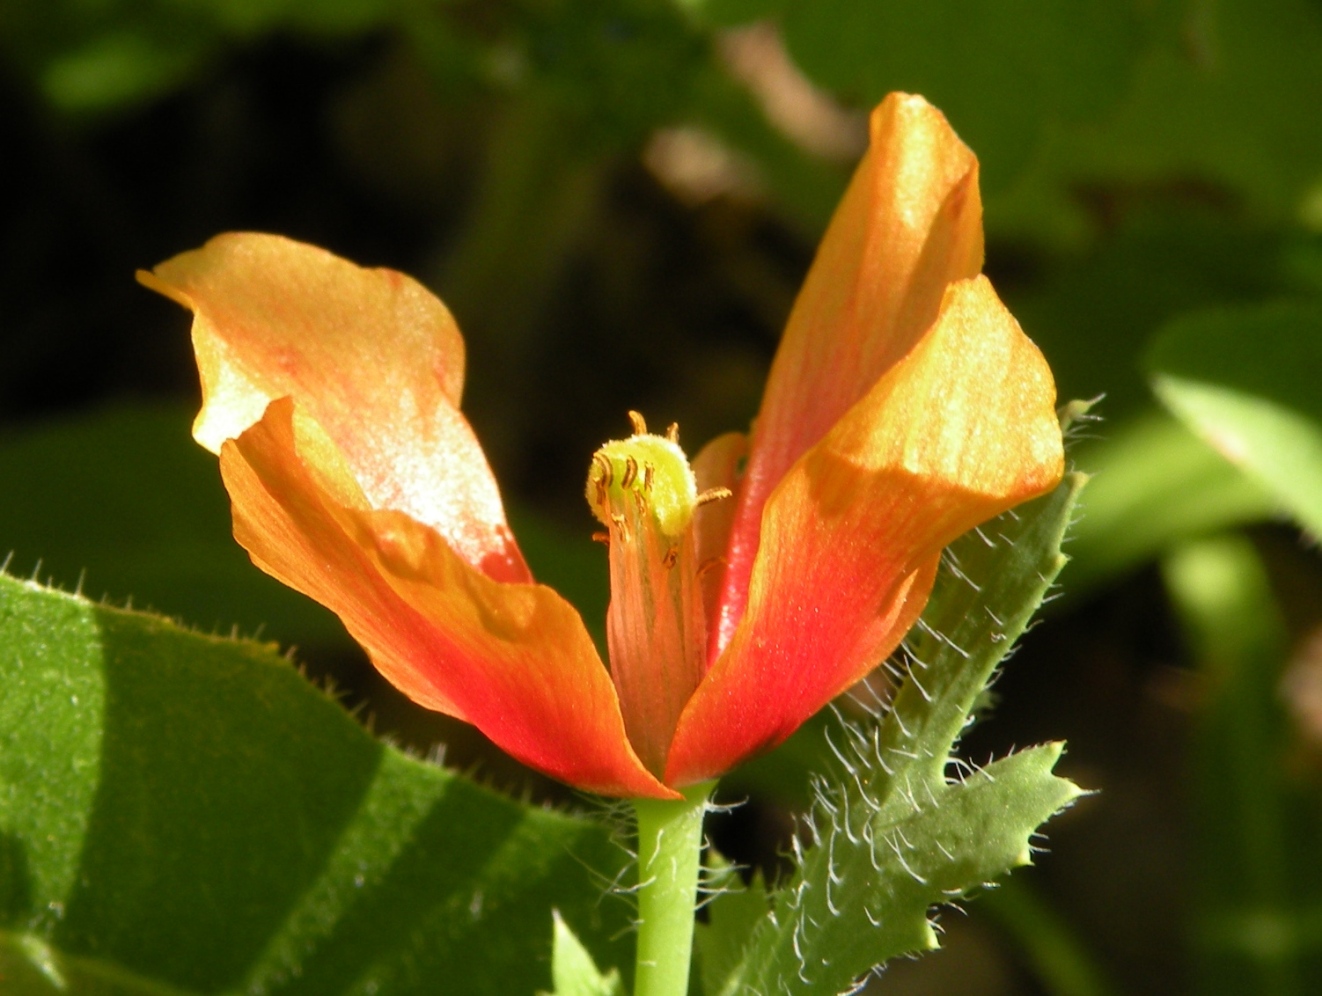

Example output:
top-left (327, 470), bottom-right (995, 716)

top-left (632, 781), bottom-right (714, 996)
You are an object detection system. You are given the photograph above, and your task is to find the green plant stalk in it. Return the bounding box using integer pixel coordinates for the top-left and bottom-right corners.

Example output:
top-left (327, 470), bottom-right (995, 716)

top-left (632, 781), bottom-right (713, 996)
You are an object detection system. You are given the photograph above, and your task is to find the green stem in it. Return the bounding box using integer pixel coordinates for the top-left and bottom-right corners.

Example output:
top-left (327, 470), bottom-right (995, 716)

top-left (632, 782), bottom-right (713, 996)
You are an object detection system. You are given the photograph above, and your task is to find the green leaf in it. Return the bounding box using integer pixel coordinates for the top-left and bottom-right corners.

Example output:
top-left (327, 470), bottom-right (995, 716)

top-left (515, 0), bottom-right (708, 148)
top-left (721, 474), bottom-right (1088, 994)
top-left (1163, 536), bottom-right (1322, 992)
top-left (701, 0), bottom-right (1322, 226)
top-left (204, 0), bottom-right (396, 37)
top-left (775, 0), bottom-right (1139, 190)
top-left (1003, 208), bottom-right (1289, 420)
top-left (0, 405), bottom-right (347, 649)
top-left (0, 572), bottom-right (631, 994)
top-left (39, 29), bottom-right (206, 113)
top-left (544, 912), bottom-right (623, 996)
top-left (1054, 0), bottom-right (1322, 221)
top-left (983, 0), bottom-right (1322, 232)
top-left (685, 62), bottom-right (850, 233)
top-left (1063, 411), bottom-right (1277, 594)
top-left (695, 857), bottom-right (769, 996)
top-left (3, 0), bottom-right (397, 114)
top-left (1147, 302), bottom-right (1322, 539)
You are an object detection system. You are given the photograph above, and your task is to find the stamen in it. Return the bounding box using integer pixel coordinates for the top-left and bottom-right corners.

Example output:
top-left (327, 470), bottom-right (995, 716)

top-left (696, 486), bottom-right (733, 507)
top-left (643, 463), bottom-right (655, 491)
top-left (696, 556), bottom-right (727, 579)
top-left (628, 410), bottom-right (648, 435)
top-left (666, 422), bottom-right (679, 443)
top-left (622, 456), bottom-right (639, 490)
top-left (592, 532), bottom-right (610, 545)
top-left (662, 547), bottom-right (679, 569)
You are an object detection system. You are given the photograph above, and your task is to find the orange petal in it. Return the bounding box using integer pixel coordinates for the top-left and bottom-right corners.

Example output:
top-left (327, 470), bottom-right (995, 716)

top-left (665, 276), bottom-right (1063, 786)
top-left (222, 398), bottom-right (673, 798)
top-left (690, 431), bottom-right (747, 643)
top-left (139, 233), bottom-right (528, 584)
top-left (716, 93), bottom-right (983, 650)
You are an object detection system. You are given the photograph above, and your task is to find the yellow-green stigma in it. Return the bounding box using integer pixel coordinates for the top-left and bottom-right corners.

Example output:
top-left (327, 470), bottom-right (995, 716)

top-left (586, 412), bottom-right (698, 540)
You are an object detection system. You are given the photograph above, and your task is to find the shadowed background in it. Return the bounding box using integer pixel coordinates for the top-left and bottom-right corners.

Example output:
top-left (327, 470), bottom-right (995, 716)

top-left (5, 1), bottom-right (1322, 992)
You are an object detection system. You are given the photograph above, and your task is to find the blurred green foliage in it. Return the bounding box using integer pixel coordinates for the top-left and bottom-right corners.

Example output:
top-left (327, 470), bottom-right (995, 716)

top-left (714, 0), bottom-right (1140, 191)
top-left (4, 0), bottom-right (1322, 992)
top-left (1164, 536), bottom-right (1322, 993)
top-left (1150, 303), bottom-right (1322, 539)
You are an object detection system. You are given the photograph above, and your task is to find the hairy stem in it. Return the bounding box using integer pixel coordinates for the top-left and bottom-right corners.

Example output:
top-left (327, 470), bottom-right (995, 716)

top-left (632, 782), bottom-right (713, 996)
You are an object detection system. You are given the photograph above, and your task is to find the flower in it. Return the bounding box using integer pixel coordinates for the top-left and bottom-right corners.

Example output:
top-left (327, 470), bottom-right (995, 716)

top-left (139, 93), bottom-right (1062, 800)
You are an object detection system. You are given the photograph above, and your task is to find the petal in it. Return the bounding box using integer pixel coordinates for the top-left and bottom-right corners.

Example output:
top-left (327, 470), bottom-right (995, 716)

top-left (690, 431), bottom-right (747, 640)
top-left (665, 276), bottom-right (1063, 786)
top-left (139, 233), bottom-right (528, 583)
top-left (222, 398), bottom-right (673, 799)
top-left (716, 93), bottom-right (983, 650)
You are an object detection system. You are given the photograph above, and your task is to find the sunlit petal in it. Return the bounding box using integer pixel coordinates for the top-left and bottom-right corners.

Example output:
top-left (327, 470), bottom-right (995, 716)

top-left (716, 93), bottom-right (983, 649)
top-left (666, 276), bottom-right (1063, 785)
top-left (140, 233), bottom-right (528, 583)
top-left (690, 431), bottom-right (746, 649)
top-left (222, 398), bottom-right (674, 799)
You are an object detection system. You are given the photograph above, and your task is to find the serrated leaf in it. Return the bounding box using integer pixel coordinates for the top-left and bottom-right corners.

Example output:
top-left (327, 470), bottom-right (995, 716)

top-left (544, 911), bottom-right (623, 996)
top-left (1147, 302), bottom-right (1322, 540)
top-left (722, 473), bottom-right (1086, 994)
top-left (0, 573), bottom-right (630, 995)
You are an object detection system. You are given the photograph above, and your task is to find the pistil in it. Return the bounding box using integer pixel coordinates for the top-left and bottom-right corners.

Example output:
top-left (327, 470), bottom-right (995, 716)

top-left (586, 412), bottom-right (726, 776)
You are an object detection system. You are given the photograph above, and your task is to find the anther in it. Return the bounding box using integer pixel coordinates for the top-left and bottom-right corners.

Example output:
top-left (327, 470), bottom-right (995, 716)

top-left (662, 547), bottom-right (679, 569)
top-left (666, 423), bottom-right (679, 443)
top-left (696, 486), bottom-right (733, 507)
top-left (643, 463), bottom-right (655, 490)
top-left (592, 451), bottom-right (613, 486)
top-left (622, 456), bottom-right (639, 490)
top-left (696, 556), bottom-right (727, 579)
top-left (592, 532), bottom-right (610, 545)
top-left (628, 410), bottom-right (648, 435)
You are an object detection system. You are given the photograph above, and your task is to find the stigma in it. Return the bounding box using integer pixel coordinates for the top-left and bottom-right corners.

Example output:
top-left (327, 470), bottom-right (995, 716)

top-left (586, 411), bottom-right (732, 545)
